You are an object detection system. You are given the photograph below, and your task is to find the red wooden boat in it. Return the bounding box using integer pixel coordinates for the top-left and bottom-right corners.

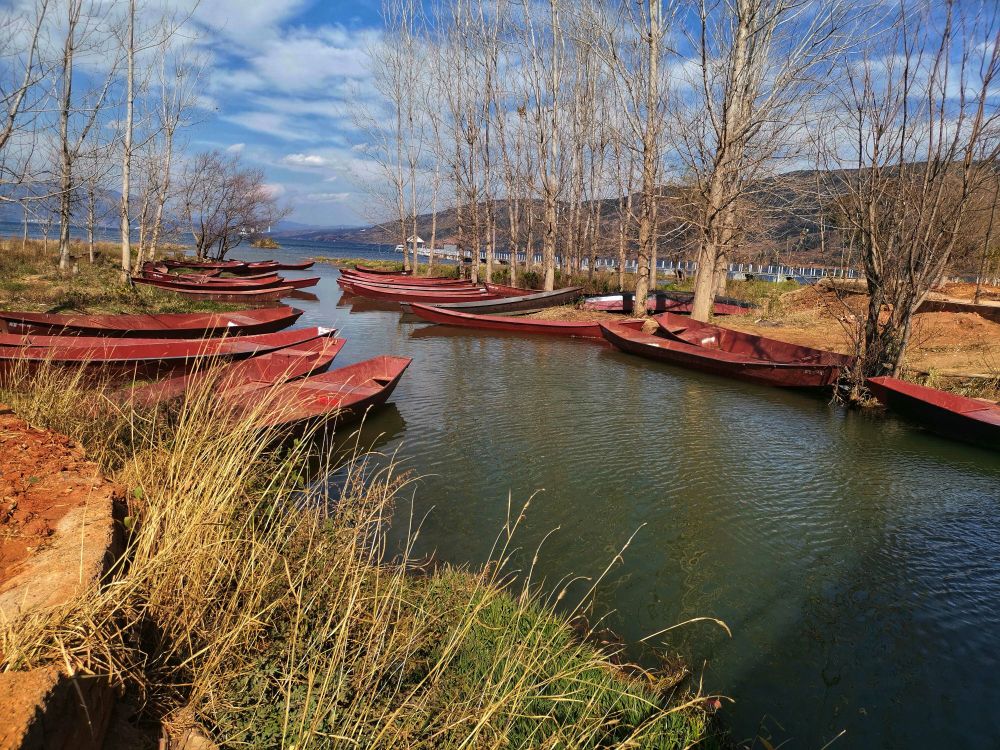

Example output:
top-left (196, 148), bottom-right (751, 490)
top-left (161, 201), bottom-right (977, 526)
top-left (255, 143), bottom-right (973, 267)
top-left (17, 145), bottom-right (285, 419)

top-left (340, 279), bottom-right (501, 303)
top-left (130, 333), bottom-right (344, 406)
top-left (0, 306), bottom-right (302, 338)
top-left (163, 259), bottom-right (247, 271)
top-left (132, 278), bottom-right (295, 303)
top-left (249, 356), bottom-right (412, 432)
top-left (274, 259), bottom-right (315, 270)
top-left (0, 327), bottom-right (331, 380)
top-left (582, 293), bottom-right (753, 316)
top-left (419, 285), bottom-right (584, 314)
top-left (141, 269), bottom-right (283, 287)
top-left (337, 277), bottom-right (481, 293)
top-left (143, 263), bottom-right (224, 279)
top-left (600, 317), bottom-right (852, 388)
top-left (227, 261), bottom-right (282, 275)
top-left (407, 303), bottom-right (603, 338)
top-left (340, 269), bottom-right (472, 287)
top-left (354, 264), bottom-right (410, 275)
top-left (867, 376), bottom-right (1000, 450)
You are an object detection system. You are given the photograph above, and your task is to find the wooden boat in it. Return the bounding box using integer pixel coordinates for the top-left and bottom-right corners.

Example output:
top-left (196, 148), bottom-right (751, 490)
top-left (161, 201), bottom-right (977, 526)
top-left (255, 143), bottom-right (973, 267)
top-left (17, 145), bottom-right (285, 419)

top-left (162, 259), bottom-right (247, 271)
top-left (226, 261), bottom-right (282, 275)
top-left (0, 306), bottom-right (303, 338)
top-left (340, 279), bottom-right (501, 303)
top-left (582, 292), bottom-right (754, 316)
top-left (408, 285), bottom-right (584, 315)
top-left (250, 356), bottom-right (412, 432)
top-left (340, 269), bottom-right (471, 287)
top-left (337, 277), bottom-right (481, 293)
top-left (867, 376), bottom-right (1000, 450)
top-left (140, 269), bottom-right (283, 287)
top-left (130, 333), bottom-right (345, 406)
top-left (132, 278), bottom-right (295, 303)
top-left (274, 259), bottom-right (315, 271)
top-left (354, 264), bottom-right (410, 275)
top-left (407, 303), bottom-right (603, 338)
top-left (599, 317), bottom-right (852, 388)
top-left (0, 327), bottom-right (331, 380)
top-left (143, 263), bottom-right (224, 278)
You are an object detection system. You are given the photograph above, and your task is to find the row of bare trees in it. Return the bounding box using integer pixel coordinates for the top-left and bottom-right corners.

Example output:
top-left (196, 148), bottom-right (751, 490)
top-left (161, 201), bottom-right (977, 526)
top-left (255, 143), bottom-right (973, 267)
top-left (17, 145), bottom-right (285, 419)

top-left (359, 0), bottom-right (999, 377)
top-left (0, 0), bottom-right (287, 271)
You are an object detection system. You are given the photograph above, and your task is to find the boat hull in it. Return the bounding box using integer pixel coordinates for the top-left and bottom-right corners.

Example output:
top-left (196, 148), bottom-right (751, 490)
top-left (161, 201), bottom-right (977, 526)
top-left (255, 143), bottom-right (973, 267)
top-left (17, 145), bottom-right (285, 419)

top-left (130, 334), bottom-right (345, 406)
top-left (340, 280), bottom-right (501, 303)
top-left (583, 292), bottom-right (754, 316)
top-left (867, 376), bottom-right (1000, 450)
top-left (133, 278), bottom-right (294, 303)
top-left (407, 303), bottom-right (603, 338)
top-left (600, 320), bottom-right (844, 388)
top-left (420, 285), bottom-right (584, 314)
top-left (0, 306), bottom-right (303, 338)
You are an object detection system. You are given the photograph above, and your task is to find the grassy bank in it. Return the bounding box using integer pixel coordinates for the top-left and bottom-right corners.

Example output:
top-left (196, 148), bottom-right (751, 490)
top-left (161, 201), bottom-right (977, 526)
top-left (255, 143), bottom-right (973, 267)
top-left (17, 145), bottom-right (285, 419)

top-left (0, 237), bottom-right (236, 314)
top-left (0, 365), bottom-right (721, 748)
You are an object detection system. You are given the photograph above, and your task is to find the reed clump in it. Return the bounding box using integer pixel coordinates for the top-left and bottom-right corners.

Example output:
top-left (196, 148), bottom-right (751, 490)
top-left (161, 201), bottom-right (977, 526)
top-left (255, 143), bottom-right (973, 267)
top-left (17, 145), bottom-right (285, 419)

top-left (0, 236), bottom-right (233, 314)
top-left (0, 366), bottom-right (718, 748)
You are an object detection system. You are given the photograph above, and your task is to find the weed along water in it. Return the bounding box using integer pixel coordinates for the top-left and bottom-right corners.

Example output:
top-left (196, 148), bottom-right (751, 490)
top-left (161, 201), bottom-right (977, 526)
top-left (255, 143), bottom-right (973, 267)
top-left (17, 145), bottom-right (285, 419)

top-left (252, 243), bottom-right (1000, 748)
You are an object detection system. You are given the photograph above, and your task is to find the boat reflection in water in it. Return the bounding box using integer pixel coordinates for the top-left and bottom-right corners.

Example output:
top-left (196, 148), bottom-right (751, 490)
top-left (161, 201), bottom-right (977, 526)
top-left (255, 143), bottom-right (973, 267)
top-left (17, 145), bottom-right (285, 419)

top-left (288, 290), bottom-right (320, 303)
top-left (299, 403), bottom-right (407, 487)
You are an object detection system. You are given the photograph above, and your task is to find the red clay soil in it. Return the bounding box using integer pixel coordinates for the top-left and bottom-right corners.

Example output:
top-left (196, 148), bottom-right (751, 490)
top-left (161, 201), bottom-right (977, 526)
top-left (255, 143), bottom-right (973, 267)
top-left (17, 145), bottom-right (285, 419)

top-left (0, 408), bottom-right (105, 586)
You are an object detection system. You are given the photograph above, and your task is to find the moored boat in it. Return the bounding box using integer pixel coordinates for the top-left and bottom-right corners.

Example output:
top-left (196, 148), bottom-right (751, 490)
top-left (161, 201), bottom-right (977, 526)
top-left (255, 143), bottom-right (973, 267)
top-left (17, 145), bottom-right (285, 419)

top-left (249, 355), bottom-right (412, 432)
top-left (582, 292), bottom-right (754, 316)
top-left (410, 285), bottom-right (584, 315)
top-left (407, 303), bottom-right (603, 338)
top-left (340, 279), bottom-right (501, 303)
top-left (132, 278), bottom-right (295, 303)
top-left (130, 333), bottom-right (345, 406)
top-left (140, 270), bottom-right (283, 287)
top-left (0, 306), bottom-right (303, 338)
top-left (274, 259), bottom-right (315, 271)
top-left (340, 269), bottom-right (472, 286)
top-left (0, 327), bottom-right (332, 380)
top-left (599, 316), bottom-right (852, 388)
top-left (867, 376), bottom-right (1000, 450)
top-left (354, 264), bottom-right (410, 275)
top-left (162, 259), bottom-right (247, 271)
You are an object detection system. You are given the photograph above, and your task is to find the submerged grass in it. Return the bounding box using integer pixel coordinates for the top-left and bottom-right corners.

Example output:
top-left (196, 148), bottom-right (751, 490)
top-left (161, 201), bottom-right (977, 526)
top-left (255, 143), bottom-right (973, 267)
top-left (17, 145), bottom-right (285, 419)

top-left (0, 237), bottom-right (236, 315)
top-left (0, 366), bottom-right (721, 748)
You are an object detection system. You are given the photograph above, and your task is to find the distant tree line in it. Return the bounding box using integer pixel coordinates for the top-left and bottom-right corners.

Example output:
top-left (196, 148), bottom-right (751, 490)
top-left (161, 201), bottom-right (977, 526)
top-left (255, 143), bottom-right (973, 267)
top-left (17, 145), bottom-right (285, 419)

top-left (359, 0), bottom-right (999, 378)
top-left (0, 0), bottom-right (287, 272)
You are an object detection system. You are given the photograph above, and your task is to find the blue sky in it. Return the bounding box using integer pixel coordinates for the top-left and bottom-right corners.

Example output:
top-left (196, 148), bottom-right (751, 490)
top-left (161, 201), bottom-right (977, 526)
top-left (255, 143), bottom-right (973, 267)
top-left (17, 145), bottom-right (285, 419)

top-left (187, 0), bottom-right (386, 227)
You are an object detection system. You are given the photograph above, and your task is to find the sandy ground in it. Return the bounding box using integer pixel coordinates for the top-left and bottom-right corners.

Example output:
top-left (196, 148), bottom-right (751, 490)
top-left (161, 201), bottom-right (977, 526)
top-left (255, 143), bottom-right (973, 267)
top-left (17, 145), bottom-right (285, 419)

top-left (723, 285), bottom-right (1000, 378)
top-left (0, 409), bottom-right (102, 585)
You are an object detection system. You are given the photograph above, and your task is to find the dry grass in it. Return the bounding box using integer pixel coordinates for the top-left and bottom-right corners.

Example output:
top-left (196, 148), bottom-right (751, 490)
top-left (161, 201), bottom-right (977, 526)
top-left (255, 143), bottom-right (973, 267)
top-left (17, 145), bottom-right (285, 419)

top-left (0, 237), bottom-right (234, 315)
top-left (0, 367), bottom-right (719, 749)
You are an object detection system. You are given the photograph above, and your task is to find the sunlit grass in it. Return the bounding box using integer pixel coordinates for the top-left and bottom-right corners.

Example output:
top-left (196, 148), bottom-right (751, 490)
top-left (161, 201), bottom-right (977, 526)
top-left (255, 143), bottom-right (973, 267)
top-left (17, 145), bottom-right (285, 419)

top-left (0, 366), bottom-right (721, 748)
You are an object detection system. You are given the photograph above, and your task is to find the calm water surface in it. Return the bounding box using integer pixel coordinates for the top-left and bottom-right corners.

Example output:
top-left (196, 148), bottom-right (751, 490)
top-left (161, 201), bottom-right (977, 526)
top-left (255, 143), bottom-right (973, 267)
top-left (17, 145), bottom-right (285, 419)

top-left (259, 240), bottom-right (1000, 748)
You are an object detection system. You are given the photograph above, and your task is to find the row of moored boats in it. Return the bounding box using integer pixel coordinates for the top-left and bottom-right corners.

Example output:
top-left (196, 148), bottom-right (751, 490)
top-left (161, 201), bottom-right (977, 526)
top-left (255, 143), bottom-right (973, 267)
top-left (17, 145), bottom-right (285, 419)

top-left (339, 265), bottom-right (1000, 452)
top-left (1, 259), bottom-right (411, 434)
top-left (133, 258), bottom-right (320, 302)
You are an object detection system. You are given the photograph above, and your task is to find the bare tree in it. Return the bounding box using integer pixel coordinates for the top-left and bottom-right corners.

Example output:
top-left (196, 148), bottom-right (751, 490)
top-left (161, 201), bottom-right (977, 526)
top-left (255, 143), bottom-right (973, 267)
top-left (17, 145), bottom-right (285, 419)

top-left (178, 150), bottom-right (290, 260)
top-left (677, 0), bottom-right (865, 321)
top-left (55, 0), bottom-right (119, 270)
top-left (826, 1), bottom-right (1000, 378)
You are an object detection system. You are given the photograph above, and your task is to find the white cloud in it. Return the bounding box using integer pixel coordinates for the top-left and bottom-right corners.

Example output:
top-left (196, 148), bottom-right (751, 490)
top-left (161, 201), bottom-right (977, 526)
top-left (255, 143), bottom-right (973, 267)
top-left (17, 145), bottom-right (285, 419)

top-left (283, 153), bottom-right (329, 167)
top-left (263, 183), bottom-right (287, 199)
top-left (306, 192), bottom-right (350, 203)
top-left (226, 143), bottom-right (246, 153)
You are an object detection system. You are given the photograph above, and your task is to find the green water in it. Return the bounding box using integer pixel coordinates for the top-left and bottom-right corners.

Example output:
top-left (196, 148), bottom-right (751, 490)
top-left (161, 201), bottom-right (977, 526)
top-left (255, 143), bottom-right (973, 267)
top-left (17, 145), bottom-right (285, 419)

top-left (270, 245), bottom-right (1000, 748)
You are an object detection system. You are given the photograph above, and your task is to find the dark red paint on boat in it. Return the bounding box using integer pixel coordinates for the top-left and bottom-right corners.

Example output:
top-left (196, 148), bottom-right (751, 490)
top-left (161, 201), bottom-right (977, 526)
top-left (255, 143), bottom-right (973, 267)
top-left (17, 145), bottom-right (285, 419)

top-left (867, 376), bottom-right (1000, 451)
top-left (251, 355), bottom-right (412, 431)
top-left (0, 306), bottom-right (303, 338)
top-left (131, 332), bottom-right (344, 406)
top-left (354, 264), bottom-right (411, 275)
top-left (600, 317), bottom-right (851, 388)
top-left (407, 303), bottom-right (604, 338)
top-left (0, 327), bottom-right (332, 379)
top-left (340, 279), bottom-right (501, 303)
top-left (132, 278), bottom-right (295, 302)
